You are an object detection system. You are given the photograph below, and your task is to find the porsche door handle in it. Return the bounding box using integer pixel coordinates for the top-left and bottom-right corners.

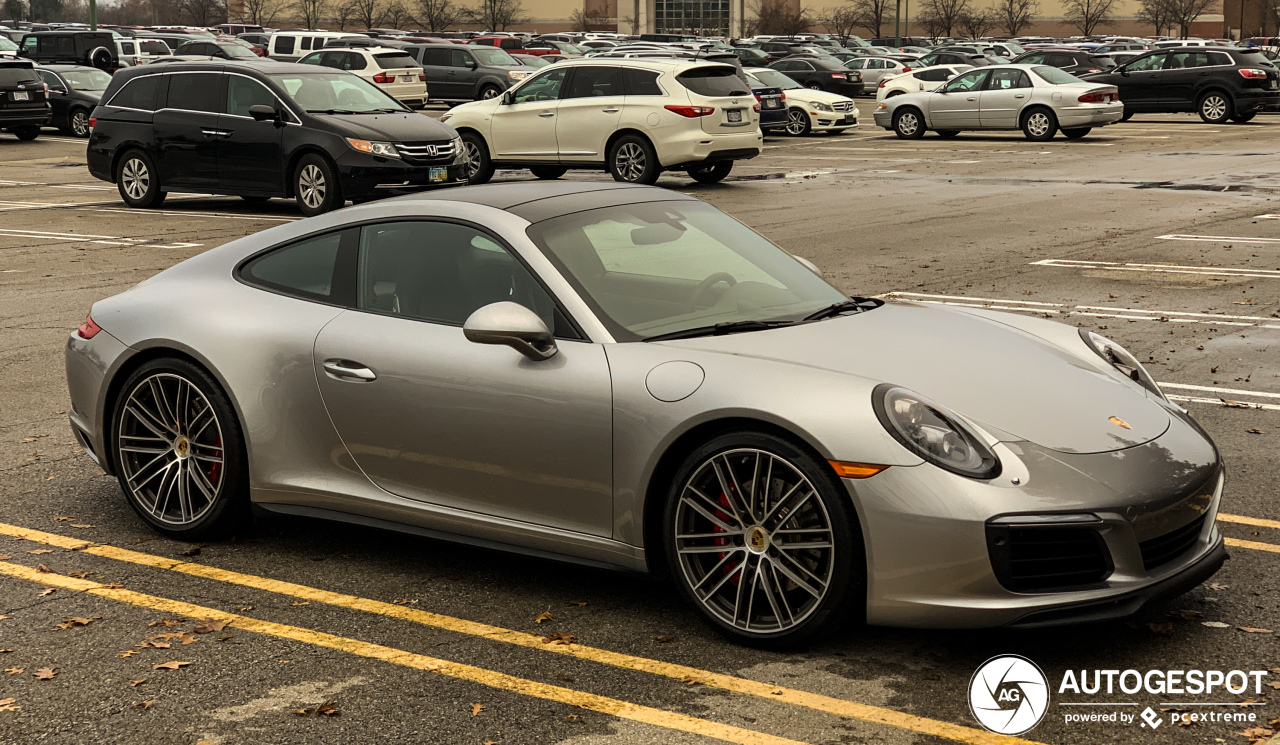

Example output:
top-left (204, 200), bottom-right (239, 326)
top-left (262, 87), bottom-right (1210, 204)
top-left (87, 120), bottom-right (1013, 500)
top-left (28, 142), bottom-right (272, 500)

top-left (1014, 94), bottom-right (1025, 98)
top-left (322, 359), bottom-right (377, 382)
top-left (966, 97), bottom-right (977, 101)
top-left (538, 111), bottom-right (555, 117)
top-left (602, 107), bottom-right (620, 113)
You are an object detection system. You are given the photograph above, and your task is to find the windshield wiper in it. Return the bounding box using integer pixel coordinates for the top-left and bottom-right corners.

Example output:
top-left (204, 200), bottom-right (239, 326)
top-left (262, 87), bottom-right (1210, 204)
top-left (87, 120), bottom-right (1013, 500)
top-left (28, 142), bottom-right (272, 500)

top-left (306, 108), bottom-right (359, 115)
top-left (803, 297), bottom-right (883, 321)
top-left (644, 319), bottom-right (795, 342)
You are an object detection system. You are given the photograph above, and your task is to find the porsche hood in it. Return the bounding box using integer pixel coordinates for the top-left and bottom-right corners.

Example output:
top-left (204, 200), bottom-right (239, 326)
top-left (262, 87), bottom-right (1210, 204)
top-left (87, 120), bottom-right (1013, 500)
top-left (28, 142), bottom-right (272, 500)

top-left (665, 301), bottom-right (1171, 455)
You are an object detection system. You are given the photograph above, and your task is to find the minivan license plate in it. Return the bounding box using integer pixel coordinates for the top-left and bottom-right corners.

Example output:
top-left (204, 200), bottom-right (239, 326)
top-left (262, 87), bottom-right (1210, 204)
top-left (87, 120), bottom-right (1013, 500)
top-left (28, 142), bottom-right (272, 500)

top-left (727, 109), bottom-right (742, 122)
top-left (12, 91), bottom-right (29, 101)
top-left (429, 167), bottom-right (448, 183)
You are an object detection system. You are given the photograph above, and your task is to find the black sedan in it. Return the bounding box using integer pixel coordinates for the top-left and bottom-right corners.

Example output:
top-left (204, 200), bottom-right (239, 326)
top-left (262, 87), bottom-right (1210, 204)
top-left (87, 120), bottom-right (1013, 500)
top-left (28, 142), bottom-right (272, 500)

top-left (87, 61), bottom-right (467, 215)
top-left (1082, 46), bottom-right (1280, 123)
top-left (768, 56), bottom-right (863, 96)
top-left (35, 64), bottom-right (109, 137)
top-left (1012, 48), bottom-right (1115, 75)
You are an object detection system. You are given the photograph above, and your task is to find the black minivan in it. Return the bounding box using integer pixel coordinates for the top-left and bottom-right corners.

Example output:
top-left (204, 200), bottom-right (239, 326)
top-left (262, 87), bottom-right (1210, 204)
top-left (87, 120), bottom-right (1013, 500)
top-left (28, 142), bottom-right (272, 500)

top-left (87, 61), bottom-right (467, 216)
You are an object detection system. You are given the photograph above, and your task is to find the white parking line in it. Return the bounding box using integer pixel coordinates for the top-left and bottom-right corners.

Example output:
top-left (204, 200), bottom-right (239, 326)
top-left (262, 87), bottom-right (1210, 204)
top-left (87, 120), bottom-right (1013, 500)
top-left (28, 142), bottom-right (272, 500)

top-left (1165, 394), bottom-right (1280, 412)
top-left (0, 228), bottom-right (201, 249)
top-left (1255, 214), bottom-right (1280, 220)
top-left (1032, 258), bottom-right (1280, 279)
top-left (1157, 234), bottom-right (1280, 244)
top-left (83, 207), bottom-right (297, 222)
top-left (1160, 382), bottom-right (1280, 400)
top-left (880, 292), bottom-right (1280, 329)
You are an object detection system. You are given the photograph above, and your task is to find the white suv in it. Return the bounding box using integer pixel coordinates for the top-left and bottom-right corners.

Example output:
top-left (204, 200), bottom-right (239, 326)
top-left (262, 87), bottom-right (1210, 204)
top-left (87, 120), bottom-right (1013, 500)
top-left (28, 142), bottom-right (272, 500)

top-left (298, 47), bottom-right (427, 108)
top-left (441, 58), bottom-right (763, 185)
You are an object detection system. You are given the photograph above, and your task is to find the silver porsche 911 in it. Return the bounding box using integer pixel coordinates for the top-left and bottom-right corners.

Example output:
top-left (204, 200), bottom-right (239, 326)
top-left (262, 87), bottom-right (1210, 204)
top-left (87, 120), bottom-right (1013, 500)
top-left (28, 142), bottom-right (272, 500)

top-left (873, 64), bottom-right (1124, 141)
top-left (65, 183), bottom-right (1225, 646)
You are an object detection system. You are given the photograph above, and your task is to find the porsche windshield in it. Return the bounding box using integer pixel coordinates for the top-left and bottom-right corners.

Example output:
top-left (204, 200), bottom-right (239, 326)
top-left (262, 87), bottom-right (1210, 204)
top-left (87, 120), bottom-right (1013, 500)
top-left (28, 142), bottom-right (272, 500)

top-left (526, 201), bottom-right (849, 341)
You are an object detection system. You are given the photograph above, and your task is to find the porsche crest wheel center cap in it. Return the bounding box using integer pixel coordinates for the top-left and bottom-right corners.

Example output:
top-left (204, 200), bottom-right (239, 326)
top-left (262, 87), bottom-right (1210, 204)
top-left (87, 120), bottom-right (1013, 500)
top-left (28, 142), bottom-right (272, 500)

top-left (746, 525), bottom-right (770, 555)
top-left (173, 436), bottom-right (191, 459)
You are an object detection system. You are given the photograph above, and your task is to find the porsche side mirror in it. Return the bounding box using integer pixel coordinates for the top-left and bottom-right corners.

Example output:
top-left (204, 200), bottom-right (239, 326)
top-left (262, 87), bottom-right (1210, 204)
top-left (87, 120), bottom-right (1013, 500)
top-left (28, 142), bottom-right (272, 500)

top-left (463, 302), bottom-right (558, 361)
top-left (792, 254), bottom-right (823, 277)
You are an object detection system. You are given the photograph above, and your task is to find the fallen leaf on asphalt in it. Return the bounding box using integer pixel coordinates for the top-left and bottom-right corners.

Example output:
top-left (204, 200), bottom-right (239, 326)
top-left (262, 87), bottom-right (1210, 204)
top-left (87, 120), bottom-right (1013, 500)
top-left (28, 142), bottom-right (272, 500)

top-left (1207, 583), bottom-right (1229, 590)
top-left (132, 700), bottom-right (155, 710)
top-left (0, 556), bottom-right (8, 562)
top-left (36, 564), bottom-right (55, 574)
top-left (233, 605), bottom-right (254, 612)
top-left (53, 516), bottom-right (72, 522)
top-left (193, 620), bottom-right (226, 634)
top-left (471, 703), bottom-right (486, 717)
top-left (1221, 399), bottom-right (1247, 408)
top-left (65, 571), bottom-right (91, 579)
top-left (178, 547), bottom-right (201, 557)
top-left (177, 634), bottom-right (198, 645)
top-left (4, 668), bottom-right (23, 675)
top-left (27, 549), bottom-right (53, 555)
top-left (148, 619), bottom-right (183, 628)
top-left (1211, 366), bottom-right (1220, 373)
top-left (69, 524), bottom-right (93, 529)
top-left (317, 701), bottom-right (340, 717)
top-left (1267, 682), bottom-right (1280, 690)
top-left (1247, 428), bottom-right (1264, 434)
top-left (152, 661), bottom-right (191, 670)
top-left (1239, 626), bottom-right (1272, 633)
top-left (682, 675), bottom-right (706, 686)
top-left (294, 705), bottom-right (315, 716)
top-left (770, 689), bottom-right (784, 695)
top-left (1148, 622), bottom-right (1175, 635)
top-left (392, 598), bottom-right (417, 605)
top-left (484, 741), bottom-right (498, 745)
top-left (542, 631), bottom-right (576, 645)
top-left (533, 609), bottom-right (554, 624)
top-left (1201, 621), bottom-right (1231, 628)
top-left (56, 617), bottom-right (99, 630)
top-left (33, 668), bottom-right (57, 681)
top-left (1234, 300), bottom-right (1257, 305)
top-left (37, 589), bottom-right (55, 597)
top-left (656, 636), bottom-right (675, 643)
top-left (291, 601), bottom-right (309, 607)
top-left (566, 601), bottom-right (587, 607)
top-left (103, 583), bottom-right (122, 590)
top-left (117, 650), bottom-right (137, 658)
top-left (1172, 609), bottom-right (1204, 620)
top-left (0, 650), bottom-right (10, 654)
top-left (130, 679), bottom-right (146, 687)
top-left (0, 698), bottom-right (19, 712)
top-left (0, 615), bottom-right (10, 620)
top-left (564, 714), bottom-right (583, 722)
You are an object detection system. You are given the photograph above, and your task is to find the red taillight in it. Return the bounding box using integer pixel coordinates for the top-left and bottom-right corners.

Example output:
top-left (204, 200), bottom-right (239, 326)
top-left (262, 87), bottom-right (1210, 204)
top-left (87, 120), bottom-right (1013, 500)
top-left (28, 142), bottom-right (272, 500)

top-left (664, 105), bottom-right (715, 117)
top-left (88, 117), bottom-right (96, 128)
top-left (1077, 91), bottom-right (1114, 103)
top-left (879, 78), bottom-right (889, 88)
top-left (372, 72), bottom-right (392, 83)
top-left (830, 72), bottom-right (846, 79)
top-left (418, 73), bottom-right (426, 81)
top-left (77, 315), bottom-right (102, 340)
top-left (779, 91), bottom-right (786, 102)
top-left (1240, 68), bottom-right (1268, 79)
top-left (901, 66), bottom-right (911, 72)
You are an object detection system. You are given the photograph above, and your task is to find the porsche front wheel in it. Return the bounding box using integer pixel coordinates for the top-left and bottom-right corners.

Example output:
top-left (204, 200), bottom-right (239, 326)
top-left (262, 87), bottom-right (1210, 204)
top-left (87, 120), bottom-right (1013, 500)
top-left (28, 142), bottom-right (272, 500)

top-left (664, 432), bottom-right (863, 648)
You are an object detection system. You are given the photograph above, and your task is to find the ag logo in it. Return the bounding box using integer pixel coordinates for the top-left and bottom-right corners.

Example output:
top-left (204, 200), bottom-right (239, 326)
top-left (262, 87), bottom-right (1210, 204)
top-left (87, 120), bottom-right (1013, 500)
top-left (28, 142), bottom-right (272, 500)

top-left (969, 655), bottom-right (1049, 735)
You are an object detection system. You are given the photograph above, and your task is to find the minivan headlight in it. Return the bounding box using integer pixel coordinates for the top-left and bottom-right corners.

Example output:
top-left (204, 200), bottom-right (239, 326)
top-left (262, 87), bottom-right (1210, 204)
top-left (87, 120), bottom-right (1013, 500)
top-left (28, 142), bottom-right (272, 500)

top-left (873, 385), bottom-right (1001, 479)
top-left (346, 138), bottom-right (399, 158)
top-left (1079, 329), bottom-right (1166, 400)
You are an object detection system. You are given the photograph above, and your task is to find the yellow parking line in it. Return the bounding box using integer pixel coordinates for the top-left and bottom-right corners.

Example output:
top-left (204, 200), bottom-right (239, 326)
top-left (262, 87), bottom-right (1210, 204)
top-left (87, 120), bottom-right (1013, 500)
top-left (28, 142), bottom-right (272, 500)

top-left (1218, 513), bottom-right (1280, 531)
top-left (0, 560), bottom-right (806, 745)
top-left (1225, 537), bottom-right (1280, 554)
top-left (0, 521), bottom-right (1042, 745)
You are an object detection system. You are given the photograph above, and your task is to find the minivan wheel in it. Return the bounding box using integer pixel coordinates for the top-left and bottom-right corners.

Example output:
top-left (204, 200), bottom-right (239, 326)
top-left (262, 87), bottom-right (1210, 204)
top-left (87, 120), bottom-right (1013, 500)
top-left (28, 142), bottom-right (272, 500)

top-left (530, 165), bottom-right (568, 179)
top-left (116, 150), bottom-right (166, 208)
top-left (607, 134), bottom-right (660, 185)
top-left (688, 160), bottom-right (732, 184)
top-left (892, 108), bottom-right (925, 139)
top-left (12, 126), bottom-right (40, 141)
top-left (1197, 91), bottom-right (1231, 124)
top-left (479, 85), bottom-right (502, 100)
top-left (461, 131), bottom-right (495, 185)
top-left (1021, 107), bottom-right (1058, 141)
top-left (294, 154), bottom-right (342, 216)
top-left (68, 109), bottom-right (91, 138)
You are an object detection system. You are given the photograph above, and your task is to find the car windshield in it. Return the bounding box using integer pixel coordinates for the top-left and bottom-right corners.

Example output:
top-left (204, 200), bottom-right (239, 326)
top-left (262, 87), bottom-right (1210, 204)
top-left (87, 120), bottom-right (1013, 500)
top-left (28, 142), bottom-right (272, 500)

top-left (513, 54), bottom-right (549, 67)
top-left (269, 72), bottom-right (405, 113)
top-left (0, 38), bottom-right (16, 51)
top-left (748, 68), bottom-right (800, 89)
top-left (472, 46), bottom-right (517, 65)
top-left (526, 201), bottom-right (849, 341)
top-left (61, 68), bottom-right (112, 90)
top-left (221, 43), bottom-right (258, 58)
top-left (1032, 65), bottom-right (1083, 84)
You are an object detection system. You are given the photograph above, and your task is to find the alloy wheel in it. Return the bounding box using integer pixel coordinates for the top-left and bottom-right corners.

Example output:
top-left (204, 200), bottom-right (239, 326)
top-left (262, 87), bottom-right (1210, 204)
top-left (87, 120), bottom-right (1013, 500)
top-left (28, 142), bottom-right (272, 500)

top-left (785, 110), bottom-right (808, 135)
top-left (463, 140), bottom-right (483, 178)
top-left (897, 112), bottom-right (919, 136)
top-left (298, 164), bottom-right (325, 210)
top-left (1026, 112), bottom-right (1051, 137)
top-left (480, 87), bottom-right (500, 99)
top-left (614, 142), bottom-right (645, 182)
top-left (673, 448), bottom-right (835, 633)
top-left (116, 373), bottom-right (224, 526)
top-left (121, 158), bottom-right (149, 200)
top-left (1202, 95), bottom-right (1227, 121)
top-left (71, 111), bottom-right (89, 137)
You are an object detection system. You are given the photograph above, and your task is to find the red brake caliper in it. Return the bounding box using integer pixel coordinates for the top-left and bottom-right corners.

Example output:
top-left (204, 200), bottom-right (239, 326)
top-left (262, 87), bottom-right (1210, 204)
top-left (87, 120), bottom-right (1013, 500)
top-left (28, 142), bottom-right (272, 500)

top-left (713, 489), bottom-right (741, 586)
top-left (207, 434), bottom-right (223, 487)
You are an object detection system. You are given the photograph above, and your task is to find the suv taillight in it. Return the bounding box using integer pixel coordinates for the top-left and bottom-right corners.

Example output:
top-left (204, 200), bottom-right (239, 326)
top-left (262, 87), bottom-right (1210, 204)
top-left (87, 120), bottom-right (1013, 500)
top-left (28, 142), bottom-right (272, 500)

top-left (372, 72), bottom-right (392, 83)
top-left (1239, 68), bottom-right (1268, 79)
top-left (77, 315), bottom-right (102, 340)
top-left (664, 105), bottom-right (715, 117)
top-left (88, 117), bottom-right (96, 128)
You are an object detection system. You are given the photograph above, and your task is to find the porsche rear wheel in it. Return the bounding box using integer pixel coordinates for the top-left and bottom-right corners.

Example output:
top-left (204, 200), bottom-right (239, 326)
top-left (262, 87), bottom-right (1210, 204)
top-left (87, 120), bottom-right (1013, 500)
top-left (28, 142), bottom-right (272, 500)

top-left (112, 358), bottom-right (249, 539)
top-left (664, 432), bottom-right (862, 648)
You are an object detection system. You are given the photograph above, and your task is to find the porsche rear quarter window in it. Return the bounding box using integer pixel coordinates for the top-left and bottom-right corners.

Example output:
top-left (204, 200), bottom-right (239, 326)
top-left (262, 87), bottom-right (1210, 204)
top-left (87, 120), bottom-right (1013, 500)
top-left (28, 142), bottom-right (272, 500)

top-left (241, 229), bottom-right (358, 305)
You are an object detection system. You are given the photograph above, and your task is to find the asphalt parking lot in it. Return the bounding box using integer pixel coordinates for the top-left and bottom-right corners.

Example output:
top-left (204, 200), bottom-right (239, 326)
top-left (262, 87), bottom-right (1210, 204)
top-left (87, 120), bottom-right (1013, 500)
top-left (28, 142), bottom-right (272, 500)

top-left (1, 105), bottom-right (1278, 745)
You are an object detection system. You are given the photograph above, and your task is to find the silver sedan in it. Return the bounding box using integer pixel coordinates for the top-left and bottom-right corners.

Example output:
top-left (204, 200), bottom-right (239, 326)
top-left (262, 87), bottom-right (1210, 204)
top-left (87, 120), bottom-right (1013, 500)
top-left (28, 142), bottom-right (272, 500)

top-left (65, 183), bottom-right (1224, 646)
top-left (873, 63), bottom-right (1123, 141)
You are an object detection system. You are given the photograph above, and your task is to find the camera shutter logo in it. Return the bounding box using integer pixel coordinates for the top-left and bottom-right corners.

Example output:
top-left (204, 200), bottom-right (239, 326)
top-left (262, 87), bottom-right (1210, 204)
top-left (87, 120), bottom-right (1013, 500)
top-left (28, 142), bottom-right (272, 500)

top-left (969, 655), bottom-right (1049, 735)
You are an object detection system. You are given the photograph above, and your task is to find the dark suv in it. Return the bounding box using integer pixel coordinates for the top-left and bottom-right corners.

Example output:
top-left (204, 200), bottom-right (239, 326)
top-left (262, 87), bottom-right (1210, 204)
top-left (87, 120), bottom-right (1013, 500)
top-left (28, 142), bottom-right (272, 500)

top-left (20, 30), bottom-right (119, 70)
top-left (87, 61), bottom-right (466, 215)
top-left (1083, 47), bottom-right (1280, 123)
top-left (0, 59), bottom-right (51, 140)
top-left (404, 43), bottom-right (536, 102)
top-left (1012, 48), bottom-right (1115, 75)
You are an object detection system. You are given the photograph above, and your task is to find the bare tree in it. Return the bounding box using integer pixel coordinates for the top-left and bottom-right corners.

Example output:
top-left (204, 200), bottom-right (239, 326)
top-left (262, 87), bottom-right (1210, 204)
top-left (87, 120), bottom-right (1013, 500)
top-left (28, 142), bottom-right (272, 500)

top-left (569, 6), bottom-right (611, 30)
top-left (3, 0), bottom-right (25, 21)
top-left (1166, 0), bottom-right (1215, 37)
top-left (411, 0), bottom-right (462, 29)
top-left (295, 0), bottom-right (324, 29)
top-left (916, 5), bottom-right (947, 36)
top-left (820, 4), bottom-right (861, 44)
top-left (1134, 0), bottom-right (1173, 34)
top-left (850, 0), bottom-right (892, 37)
top-left (177, 0), bottom-right (227, 25)
top-left (464, 0), bottom-right (527, 31)
top-left (916, 0), bottom-right (967, 36)
top-left (957, 6), bottom-right (995, 36)
top-left (993, 0), bottom-right (1036, 35)
top-left (745, 0), bottom-right (812, 36)
top-left (350, 0), bottom-right (385, 28)
top-left (383, 0), bottom-right (411, 26)
top-left (241, 0), bottom-right (283, 24)
top-left (1061, 0), bottom-right (1116, 35)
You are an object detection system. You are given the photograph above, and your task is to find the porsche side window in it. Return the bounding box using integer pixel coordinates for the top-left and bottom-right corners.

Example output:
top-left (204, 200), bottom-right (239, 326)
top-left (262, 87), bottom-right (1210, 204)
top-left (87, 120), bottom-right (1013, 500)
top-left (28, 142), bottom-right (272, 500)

top-left (241, 228), bottom-right (358, 305)
top-left (356, 221), bottom-right (574, 336)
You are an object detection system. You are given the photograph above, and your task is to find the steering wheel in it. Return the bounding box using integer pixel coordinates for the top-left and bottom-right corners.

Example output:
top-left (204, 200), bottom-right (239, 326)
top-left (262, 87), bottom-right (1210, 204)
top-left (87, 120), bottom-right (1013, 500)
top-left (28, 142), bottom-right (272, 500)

top-left (689, 272), bottom-right (736, 311)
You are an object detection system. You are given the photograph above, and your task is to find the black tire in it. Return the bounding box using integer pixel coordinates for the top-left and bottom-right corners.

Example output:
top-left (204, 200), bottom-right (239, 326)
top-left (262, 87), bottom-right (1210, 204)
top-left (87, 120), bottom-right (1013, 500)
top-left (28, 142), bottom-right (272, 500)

top-left (67, 108), bottom-right (91, 138)
top-left (805, 82), bottom-right (822, 90)
top-left (1062, 127), bottom-right (1091, 139)
top-left (784, 107), bottom-right (811, 136)
top-left (1197, 91), bottom-right (1232, 124)
top-left (892, 107), bottom-right (926, 139)
top-left (885, 90), bottom-right (903, 98)
top-left (607, 133), bottom-right (660, 185)
top-left (1231, 112), bottom-right (1256, 124)
top-left (478, 84), bottom-right (502, 100)
top-left (12, 126), bottom-right (40, 141)
top-left (1120, 109), bottom-right (1134, 122)
top-left (1021, 106), bottom-right (1058, 141)
top-left (936, 129), bottom-right (960, 138)
top-left (460, 130), bottom-right (495, 185)
top-left (662, 431), bottom-right (864, 648)
top-left (688, 160), bottom-right (733, 184)
top-left (116, 149), bottom-right (166, 208)
top-left (529, 165), bottom-right (568, 179)
top-left (110, 357), bottom-right (250, 540)
top-left (293, 153), bottom-right (342, 216)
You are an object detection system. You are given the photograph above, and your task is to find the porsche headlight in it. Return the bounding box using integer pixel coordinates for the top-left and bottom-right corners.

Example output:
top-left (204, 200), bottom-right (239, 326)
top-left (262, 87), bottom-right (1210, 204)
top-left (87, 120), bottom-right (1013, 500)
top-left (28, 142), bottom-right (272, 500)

top-left (346, 139), bottom-right (399, 158)
top-left (873, 385), bottom-right (1001, 479)
top-left (1079, 329), bottom-right (1166, 400)
top-left (811, 101), bottom-right (833, 112)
